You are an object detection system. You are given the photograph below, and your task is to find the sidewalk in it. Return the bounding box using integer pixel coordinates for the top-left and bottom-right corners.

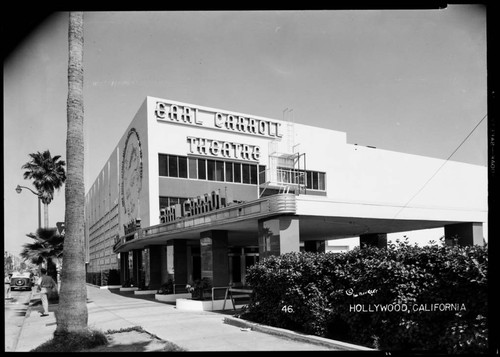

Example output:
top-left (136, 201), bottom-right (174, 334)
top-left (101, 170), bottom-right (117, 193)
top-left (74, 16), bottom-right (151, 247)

top-left (15, 285), bottom-right (373, 352)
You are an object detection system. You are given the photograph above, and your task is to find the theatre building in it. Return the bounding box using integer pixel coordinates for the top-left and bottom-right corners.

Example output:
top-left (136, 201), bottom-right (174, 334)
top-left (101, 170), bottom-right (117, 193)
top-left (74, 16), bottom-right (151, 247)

top-left (84, 96), bottom-right (487, 299)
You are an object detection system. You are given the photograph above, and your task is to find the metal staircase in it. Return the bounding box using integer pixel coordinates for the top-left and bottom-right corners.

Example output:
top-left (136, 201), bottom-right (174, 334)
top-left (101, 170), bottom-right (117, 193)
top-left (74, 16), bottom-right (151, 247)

top-left (259, 109), bottom-right (306, 197)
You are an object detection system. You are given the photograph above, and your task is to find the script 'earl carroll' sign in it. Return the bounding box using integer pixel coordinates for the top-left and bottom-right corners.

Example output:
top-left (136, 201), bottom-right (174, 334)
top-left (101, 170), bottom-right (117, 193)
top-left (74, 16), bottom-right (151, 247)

top-left (160, 189), bottom-right (226, 224)
top-left (154, 100), bottom-right (283, 138)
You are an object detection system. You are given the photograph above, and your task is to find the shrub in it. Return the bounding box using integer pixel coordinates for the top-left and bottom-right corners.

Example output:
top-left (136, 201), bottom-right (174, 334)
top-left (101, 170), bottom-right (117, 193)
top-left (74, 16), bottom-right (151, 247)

top-left (122, 278), bottom-right (136, 287)
top-left (107, 269), bottom-right (121, 285)
top-left (100, 269), bottom-right (120, 286)
top-left (85, 270), bottom-right (120, 286)
top-left (85, 272), bottom-right (101, 286)
top-left (242, 240), bottom-right (488, 353)
top-left (242, 252), bottom-right (333, 336)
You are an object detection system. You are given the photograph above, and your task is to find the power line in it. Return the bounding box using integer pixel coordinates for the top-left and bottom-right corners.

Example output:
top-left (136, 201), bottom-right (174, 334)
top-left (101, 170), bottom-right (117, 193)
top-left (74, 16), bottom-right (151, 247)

top-left (442, 114), bottom-right (488, 164)
top-left (392, 113), bottom-right (487, 220)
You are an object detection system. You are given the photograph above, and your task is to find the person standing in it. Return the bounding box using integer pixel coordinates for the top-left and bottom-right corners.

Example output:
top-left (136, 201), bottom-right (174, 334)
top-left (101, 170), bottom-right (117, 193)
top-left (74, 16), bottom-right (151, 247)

top-left (4, 273), bottom-right (12, 299)
top-left (37, 268), bottom-right (56, 317)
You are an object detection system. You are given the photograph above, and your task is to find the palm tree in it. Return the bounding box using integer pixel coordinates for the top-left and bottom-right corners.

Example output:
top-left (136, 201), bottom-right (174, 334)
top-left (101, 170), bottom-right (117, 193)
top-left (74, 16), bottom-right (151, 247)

top-left (21, 227), bottom-right (63, 285)
top-left (55, 11), bottom-right (88, 335)
top-left (22, 150), bottom-right (66, 228)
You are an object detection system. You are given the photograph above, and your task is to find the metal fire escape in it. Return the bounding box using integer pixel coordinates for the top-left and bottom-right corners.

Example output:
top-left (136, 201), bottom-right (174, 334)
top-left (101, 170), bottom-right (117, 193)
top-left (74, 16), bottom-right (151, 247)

top-left (259, 109), bottom-right (306, 198)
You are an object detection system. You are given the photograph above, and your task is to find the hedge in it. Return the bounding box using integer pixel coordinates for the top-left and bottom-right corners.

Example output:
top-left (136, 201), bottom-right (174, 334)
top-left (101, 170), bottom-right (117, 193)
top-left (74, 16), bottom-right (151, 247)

top-left (86, 269), bottom-right (121, 286)
top-left (242, 239), bottom-right (488, 354)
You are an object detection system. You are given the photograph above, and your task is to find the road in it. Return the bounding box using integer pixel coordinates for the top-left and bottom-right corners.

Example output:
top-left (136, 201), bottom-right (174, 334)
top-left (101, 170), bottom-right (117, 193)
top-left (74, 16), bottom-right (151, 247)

top-left (4, 287), bottom-right (33, 352)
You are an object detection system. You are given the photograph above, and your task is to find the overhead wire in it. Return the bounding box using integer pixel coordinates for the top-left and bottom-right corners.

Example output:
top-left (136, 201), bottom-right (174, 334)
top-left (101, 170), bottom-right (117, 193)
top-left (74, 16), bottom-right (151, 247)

top-left (392, 113), bottom-right (487, 220)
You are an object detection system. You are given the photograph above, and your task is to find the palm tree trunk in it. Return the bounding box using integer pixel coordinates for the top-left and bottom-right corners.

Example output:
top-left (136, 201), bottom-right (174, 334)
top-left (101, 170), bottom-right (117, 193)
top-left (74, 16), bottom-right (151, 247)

top-left (43, 202), bottom-right (49, 228)
top-left (56, 11), bottom-right (88, 334)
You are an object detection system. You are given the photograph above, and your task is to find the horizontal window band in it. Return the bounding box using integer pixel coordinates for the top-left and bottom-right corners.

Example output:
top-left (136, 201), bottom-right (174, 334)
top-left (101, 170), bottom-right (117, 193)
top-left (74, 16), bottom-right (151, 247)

top-left (158, 175), bottom-right (258, 186)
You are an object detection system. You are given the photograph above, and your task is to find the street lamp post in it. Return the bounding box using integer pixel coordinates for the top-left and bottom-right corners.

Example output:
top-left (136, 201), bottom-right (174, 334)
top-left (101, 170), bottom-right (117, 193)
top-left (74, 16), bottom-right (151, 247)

top-left (15, 185), bottom-right (42, 230)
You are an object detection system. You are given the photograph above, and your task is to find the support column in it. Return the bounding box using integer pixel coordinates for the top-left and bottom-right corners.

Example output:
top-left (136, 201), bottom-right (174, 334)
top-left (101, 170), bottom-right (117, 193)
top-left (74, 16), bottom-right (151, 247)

top-left (304, 240), bottom-right (326, 253)
top-left (444, 222), bottom-right (484, 246)
top-left (166, 240), bottom-right (188, 289)
top-left (174, 240), bottom-right (188, 287)
top-left (120, 252), bottom-right (130, 286)
top-left (160, 245), bottom-right (169, 286)
top-left (360, 233), bottom-right (387, 249)
top-left (144, 246), bottom-right (162, 290)
top-left (258, 216), bottom-right (300, 259)
top-left (200, 230), bottom-right (229, 295)
top-left (132, 249), bottom-right (142, 288)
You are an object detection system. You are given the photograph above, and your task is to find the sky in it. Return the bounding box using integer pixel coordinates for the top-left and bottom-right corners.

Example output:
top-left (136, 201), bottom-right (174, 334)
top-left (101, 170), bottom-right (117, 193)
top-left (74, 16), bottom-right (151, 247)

top-left (3, 6), bottom-right (488, 256)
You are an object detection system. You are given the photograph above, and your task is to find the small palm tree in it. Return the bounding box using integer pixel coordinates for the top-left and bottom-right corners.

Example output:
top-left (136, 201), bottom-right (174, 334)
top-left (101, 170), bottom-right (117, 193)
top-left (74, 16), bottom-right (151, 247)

top-left (22, 150), bottom-right (66, 227)
top-left (20, 227), bottom-right (63, 284)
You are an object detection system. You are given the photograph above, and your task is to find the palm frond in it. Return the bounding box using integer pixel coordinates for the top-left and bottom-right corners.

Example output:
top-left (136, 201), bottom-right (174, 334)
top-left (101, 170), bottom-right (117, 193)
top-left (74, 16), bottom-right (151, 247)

top-left (21, 150), bottom-right (67, 201)
top-left (22, 227), bottom-right (65, 264)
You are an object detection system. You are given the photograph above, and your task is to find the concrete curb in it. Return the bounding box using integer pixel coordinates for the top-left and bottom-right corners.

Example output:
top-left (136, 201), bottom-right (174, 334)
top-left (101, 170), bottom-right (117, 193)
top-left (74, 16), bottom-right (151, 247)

top-left (87, 283), bottom-right (121, 289)
top-left (223, 316), bottom-right (376, 351)
top-left (100, 285), bottom-right (122, 290)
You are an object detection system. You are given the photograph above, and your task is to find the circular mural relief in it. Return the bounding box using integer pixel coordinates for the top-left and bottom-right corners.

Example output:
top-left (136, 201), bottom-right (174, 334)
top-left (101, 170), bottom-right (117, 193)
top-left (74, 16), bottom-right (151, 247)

top-left (121, 128), bottom-right (143, 221)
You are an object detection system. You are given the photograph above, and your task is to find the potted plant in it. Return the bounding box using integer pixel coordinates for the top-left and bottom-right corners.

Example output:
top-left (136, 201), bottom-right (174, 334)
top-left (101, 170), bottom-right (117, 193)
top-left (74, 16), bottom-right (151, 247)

top-left (122, 278), bottom-right (135, 288)
top-left (157, 279), bottom-right (174, 295)
top-left (186, 277), bottom-right (212, 300)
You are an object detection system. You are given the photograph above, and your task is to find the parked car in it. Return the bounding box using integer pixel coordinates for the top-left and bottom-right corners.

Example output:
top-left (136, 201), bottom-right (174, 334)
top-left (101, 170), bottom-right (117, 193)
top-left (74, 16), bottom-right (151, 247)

top-left (10, 272), bottom-right (33, 291)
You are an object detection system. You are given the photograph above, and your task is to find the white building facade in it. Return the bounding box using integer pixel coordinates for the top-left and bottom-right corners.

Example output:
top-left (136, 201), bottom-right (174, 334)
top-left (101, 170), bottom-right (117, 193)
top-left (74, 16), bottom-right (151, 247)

top-left (84, 96), bottom-right (487, 290)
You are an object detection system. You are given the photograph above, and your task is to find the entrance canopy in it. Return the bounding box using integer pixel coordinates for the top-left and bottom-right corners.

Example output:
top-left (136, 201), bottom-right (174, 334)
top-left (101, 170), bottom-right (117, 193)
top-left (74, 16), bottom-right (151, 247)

top-left (113, 193), bottom-right (483, 253)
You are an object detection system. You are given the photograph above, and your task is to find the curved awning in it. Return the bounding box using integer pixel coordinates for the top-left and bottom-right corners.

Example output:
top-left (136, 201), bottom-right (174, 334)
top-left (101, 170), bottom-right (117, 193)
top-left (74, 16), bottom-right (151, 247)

top-left (113, 193), bottom-right (296, 253)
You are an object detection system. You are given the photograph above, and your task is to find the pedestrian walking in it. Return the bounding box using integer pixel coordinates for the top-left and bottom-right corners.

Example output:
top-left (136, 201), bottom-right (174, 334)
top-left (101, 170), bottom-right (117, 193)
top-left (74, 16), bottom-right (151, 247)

top-left (4, 273), bottom-right (12, 299)
top-left (37, 268), bottom-right (56, 317)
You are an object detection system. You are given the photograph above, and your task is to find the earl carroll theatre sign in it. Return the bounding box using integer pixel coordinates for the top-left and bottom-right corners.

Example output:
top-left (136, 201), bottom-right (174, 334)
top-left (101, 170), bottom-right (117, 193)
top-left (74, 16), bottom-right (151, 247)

top-left (154, 100), bottom-right (285, 161)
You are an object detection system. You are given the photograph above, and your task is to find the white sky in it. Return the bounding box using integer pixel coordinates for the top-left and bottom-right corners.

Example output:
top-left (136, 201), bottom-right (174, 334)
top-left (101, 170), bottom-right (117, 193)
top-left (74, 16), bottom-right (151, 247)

top-left (3, 6), bottom-right (488, 255)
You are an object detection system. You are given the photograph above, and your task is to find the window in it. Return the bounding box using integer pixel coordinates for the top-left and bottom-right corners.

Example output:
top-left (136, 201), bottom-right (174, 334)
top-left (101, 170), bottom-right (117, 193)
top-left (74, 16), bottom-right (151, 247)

top-left (158, 154), bottom-right (262, 186)
top-left (242, 164), bottom-right (250, 184)
top-left (159, 196), bottom-right (188, 210)
top-left (250, 165), bottom-right (257, 184)
top-left (318, 172), bottom-right (326, 190)
top-left (160, 196), bottom-right (169, 209)
top-left (225, 162), bottom-right (233, 182)
top-left (168, 155), bottom-right (178, 177)
top-left (178, 157), bottom-right (188, 178)
top-left (270, 168), bottom-right (324, 191)
top-left (188, 158), bottom-right (197, 179)
top-left (198, 159), bottom-right (206, 180)
top-left (306, 171), bottom-right (313, 189)
top-left (234, 163), bottom-right (241, 183)
top-left (216, 161), bottom-right (224, 182)
top-left (207, 160), bottom-right (216, 181)
top-left (312, 172), bottom-right (319, 190)
top-left (259, 165), bottom-right (266, 184)
top-left (159, 154), bottom-right (168, 176)
top-left (160, 196), bottom-right (178, 209)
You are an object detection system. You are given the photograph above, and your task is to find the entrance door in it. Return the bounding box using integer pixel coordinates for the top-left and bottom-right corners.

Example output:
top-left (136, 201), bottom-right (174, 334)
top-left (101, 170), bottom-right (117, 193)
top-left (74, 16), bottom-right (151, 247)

top-left (242, 254), bottom-right (259, 285)
top-left (228, 254), bottom-right (242, 285)
top-left (192, 255), bottom-right (201, 281)
top-left (228, 247), bottom-right (259, 286)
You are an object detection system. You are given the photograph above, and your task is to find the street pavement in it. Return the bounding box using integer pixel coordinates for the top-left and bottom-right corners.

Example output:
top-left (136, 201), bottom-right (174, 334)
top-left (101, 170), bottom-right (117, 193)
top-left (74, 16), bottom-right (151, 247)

top-left (15, 285), bottom-right (374, 352)
top-left (4, 289), bottom-right (32, 352)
